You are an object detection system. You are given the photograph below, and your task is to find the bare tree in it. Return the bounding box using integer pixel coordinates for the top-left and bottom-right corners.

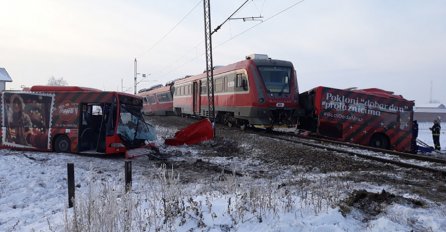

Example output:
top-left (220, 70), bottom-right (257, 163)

top-left (47, 76), bottom-right (68, 86)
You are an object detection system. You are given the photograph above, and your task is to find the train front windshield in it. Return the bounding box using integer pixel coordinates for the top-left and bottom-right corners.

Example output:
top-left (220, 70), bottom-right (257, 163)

top-left (258, 66), bottom-right (292, 95)
top-left (117, 104), bottom-right (156, 147)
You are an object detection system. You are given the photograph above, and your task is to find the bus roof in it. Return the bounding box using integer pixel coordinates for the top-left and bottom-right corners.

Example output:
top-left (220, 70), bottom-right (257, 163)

top-left (29, 85), bottom-right (101, 92)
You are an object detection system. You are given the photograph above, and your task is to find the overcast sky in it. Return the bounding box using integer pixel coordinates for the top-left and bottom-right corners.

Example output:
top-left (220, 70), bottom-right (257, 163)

top-left (1, 0), bottom-right (445, 105)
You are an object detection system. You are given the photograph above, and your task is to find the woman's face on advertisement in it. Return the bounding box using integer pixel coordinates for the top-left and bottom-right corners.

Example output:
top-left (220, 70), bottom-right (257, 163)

top-left (13, 99), bottom-right (22, 113)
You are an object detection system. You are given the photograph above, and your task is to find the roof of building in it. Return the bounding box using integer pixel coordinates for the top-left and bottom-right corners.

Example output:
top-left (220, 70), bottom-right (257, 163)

top-left (414, 108), bottom-right (446, 113)
top-left (0, 68), bottom-right (13, 82)
top-left (415, 103), bottom-right (445, 109)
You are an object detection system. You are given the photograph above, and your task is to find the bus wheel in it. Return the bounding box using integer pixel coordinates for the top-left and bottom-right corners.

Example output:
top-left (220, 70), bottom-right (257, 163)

top-left (369, 134), bottom-right (389, 149)
top-left (54, 135), bottom-right (71, 153)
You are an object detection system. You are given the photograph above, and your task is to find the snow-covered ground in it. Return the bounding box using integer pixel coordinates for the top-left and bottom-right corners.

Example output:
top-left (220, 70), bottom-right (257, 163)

top-left (0, 125), bottom-right (446, 231)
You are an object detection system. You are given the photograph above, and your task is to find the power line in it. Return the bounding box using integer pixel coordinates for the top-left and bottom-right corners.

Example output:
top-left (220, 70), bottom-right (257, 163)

top-left (212, 0), bottom-right (249, 35)
top-left (154, 0), bottom-right (252, 80)
top-left (153, 0), bottom-right (255, 79)
top-left (153, 0), bottom-right (306, 81)
top-left (137, 0), bottom-right (202, 59)
top-left (215, 0), bottom-right (305, 48)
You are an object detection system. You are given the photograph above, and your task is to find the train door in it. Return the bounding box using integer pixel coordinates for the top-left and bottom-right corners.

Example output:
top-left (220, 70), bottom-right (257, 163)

top-left (193, 81), bottom-right (201, 115)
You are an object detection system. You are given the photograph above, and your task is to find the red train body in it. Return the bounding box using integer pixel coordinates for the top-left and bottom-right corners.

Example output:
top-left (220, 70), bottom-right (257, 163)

top-left (138, 84), bottom-right (174, 116)
top-left (298, 86), bottom-right (415, 152)
top-left (170, 54), bottom-right (300, 128)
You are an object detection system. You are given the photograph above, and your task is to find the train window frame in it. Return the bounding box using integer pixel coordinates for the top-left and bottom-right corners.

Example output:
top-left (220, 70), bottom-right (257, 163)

top-left (257, 66), bottom-right (291, 94)
top-left (235, 73), bottom-right (242, 87)
top-left (147, 95), bottom-right (156, 104)
top-left (215, 77), bottom-right (224, 93)
top-left (201, 80), bottom-right (207, 94)
top-left (234, 73), bottom-right (248, 92)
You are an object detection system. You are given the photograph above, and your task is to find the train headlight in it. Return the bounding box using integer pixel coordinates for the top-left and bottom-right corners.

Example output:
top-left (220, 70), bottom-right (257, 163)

top-left (259, 98), bottom-right (265, 103)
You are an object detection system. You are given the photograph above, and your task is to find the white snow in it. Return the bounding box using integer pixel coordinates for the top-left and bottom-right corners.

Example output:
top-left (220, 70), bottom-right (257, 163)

top-left (0, 127), bottom-right (446, 231)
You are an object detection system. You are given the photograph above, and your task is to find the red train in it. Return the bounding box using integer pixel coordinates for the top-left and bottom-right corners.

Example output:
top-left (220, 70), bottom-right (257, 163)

top-left (140, 54), bottom-right (300, 129)
top-left (138, 84), bottom-right (174, 116)
top-left (298, 86), bottom-right (415, 152)
top-left (139, 54), bottom-right (416, 153)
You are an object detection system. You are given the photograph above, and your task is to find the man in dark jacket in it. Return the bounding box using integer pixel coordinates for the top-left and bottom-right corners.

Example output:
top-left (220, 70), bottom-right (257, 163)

top-left (430, 119), bottom-right (441, 150)
top-left (411, 120), bottom-right (418, 153)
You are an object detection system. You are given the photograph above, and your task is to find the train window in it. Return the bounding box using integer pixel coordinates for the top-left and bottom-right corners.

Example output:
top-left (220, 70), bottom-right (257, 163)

top-left (235, 74), bottom-right (242, 87)
top-left (235, 73), bottom-right (248, 91)
top-left (226, 74), bottom-right (235, 92)
top-left (215, 77), bottom-right (224, 93)
top-left (202, 82), bottom-right (207, 94)
top-left (147, 96), bottom-right (156, 104)
top-left (157, 93), bottom-right (170, 102)
top-left (258, 66), bottom-right (291, 94)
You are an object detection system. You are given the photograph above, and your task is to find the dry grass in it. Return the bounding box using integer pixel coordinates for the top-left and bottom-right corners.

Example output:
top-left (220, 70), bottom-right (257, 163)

top-left (64, 165), bottom-right (347, 231)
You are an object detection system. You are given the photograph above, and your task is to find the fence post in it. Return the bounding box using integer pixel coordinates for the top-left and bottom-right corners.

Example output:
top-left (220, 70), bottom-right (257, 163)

top-left (67, 163), bottom-right (75, 208)
top-left (125, 161), bottom-right (132, 193)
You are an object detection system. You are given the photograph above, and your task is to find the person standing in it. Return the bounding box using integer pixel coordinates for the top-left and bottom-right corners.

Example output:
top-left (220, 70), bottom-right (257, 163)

top-left (411, 120), bottom-right (419, 153)
top-left (430, 119), bottom-right (441, 150)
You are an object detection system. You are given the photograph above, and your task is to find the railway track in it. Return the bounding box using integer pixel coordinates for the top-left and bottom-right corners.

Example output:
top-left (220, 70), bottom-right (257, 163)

top-left (258, 130), bottom-right (446, 176)
top-left (147, 116), bottom-right (446, 176)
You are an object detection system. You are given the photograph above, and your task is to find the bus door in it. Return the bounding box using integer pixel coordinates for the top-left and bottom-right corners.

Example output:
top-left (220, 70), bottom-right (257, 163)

top-left (193, 81), bottom-right (201, 115)
top-left (79, 103), bottom-right (110, 153)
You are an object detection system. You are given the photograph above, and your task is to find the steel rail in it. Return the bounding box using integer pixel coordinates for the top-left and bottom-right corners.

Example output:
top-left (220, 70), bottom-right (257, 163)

top-left (265, 133), bottom-right (446, 176)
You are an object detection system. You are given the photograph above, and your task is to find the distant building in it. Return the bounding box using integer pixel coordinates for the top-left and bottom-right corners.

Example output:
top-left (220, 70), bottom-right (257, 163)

top-left (0, 68), bottom-right (13, 91)
top-left (414, 103), bottom-right (446, 122)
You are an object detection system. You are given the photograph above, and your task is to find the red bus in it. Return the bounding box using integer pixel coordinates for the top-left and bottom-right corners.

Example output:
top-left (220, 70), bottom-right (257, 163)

top-left (1, 86), bottom-right (155, 155)
top-left (138, 84), bottom-right (174, 116)
top-left (298, 86), bottom-right (414, 152)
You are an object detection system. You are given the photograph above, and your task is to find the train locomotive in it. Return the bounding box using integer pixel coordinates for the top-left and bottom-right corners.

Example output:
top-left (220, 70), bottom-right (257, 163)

top-left (140, 54), bottom-right (300, 129)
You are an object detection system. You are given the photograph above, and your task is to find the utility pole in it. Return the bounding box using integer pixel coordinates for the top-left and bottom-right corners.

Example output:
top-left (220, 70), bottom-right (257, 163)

top-left (134, 58), bottom-right (137, 94)
top-left (429, 80), bottom-right (433, 103)
top-left (203, 0), bottom-right (215, 135)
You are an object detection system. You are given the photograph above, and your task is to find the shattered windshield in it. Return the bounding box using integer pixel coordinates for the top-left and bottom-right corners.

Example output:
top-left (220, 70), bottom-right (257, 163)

top-left (117, 104), bottom-right (156, 145)
top-left (258, 66), bottom-right (291, 95)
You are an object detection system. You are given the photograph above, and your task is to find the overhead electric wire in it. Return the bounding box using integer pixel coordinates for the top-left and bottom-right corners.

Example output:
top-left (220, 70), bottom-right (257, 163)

top-left (137, 0), bottom-right (202, 59)
top-left (215, 0), bottom-right (305, 48)
top-left (153, 0), bottom-right (306, 81)
top-left (212, 0), bottom-right (249, 34)
top-left (154, 0), bottom-right (251, 79)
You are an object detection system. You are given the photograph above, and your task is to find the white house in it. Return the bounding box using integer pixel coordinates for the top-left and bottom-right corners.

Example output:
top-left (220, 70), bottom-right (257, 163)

top-left (414, 103), bottom-right (446, 122)
top-left (0, 68), bottom-right (13, 91)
